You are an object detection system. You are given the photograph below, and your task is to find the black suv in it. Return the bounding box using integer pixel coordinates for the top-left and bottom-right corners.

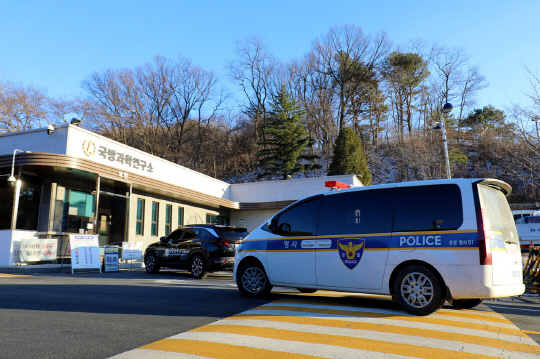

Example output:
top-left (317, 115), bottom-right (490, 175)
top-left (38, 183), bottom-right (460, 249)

top-left (144, 225), bottom-right (248, 279)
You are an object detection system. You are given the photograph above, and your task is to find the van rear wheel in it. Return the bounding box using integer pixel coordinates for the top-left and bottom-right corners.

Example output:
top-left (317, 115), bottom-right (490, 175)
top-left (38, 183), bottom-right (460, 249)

top-left (451, 298), bottom-right (483, 309)
top-left (394, 265), bottom-right (445, 316)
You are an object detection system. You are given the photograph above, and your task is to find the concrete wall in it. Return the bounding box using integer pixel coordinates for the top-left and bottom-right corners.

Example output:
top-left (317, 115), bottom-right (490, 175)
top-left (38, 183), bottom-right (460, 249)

top-left (0, 126), bottom-right (69, 156)
top-left (230, 209), bottom-right (277, 233)
top-left (229, 175), bottom-right (362, 203)
top-left (0, 230), bottom-right (40, 266)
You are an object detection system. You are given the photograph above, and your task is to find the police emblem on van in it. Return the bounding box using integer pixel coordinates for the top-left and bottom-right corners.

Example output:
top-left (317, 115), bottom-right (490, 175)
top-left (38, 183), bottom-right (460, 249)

top-left (337, 238), bottom-right (365, 270)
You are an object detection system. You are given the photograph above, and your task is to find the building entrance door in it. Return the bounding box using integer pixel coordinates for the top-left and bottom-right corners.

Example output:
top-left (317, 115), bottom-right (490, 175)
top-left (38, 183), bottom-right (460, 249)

top-left (97, 193), bottom-right (128, 246)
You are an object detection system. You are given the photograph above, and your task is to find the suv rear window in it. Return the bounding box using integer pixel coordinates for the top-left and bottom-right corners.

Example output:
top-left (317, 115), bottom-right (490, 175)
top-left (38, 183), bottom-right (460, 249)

top-left (393, 184), bottom-right (463, 232)
top-left (217, 227), bottom-right (249, 241)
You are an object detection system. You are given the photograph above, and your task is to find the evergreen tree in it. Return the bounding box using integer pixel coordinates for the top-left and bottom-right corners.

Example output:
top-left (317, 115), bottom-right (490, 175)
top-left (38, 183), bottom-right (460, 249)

top-left (328, 127), bottom-right (372, 185)
top-left (258, 87), bottom-right (320, 180)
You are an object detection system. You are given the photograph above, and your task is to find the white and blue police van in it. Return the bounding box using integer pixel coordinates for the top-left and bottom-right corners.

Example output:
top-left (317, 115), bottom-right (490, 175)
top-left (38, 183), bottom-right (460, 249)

top-left (233, 178), bottom-right (525, 316)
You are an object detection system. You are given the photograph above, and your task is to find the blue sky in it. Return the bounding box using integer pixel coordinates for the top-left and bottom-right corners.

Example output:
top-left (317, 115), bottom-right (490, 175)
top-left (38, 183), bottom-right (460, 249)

top-left (1, 0), bottom-right (539, 112)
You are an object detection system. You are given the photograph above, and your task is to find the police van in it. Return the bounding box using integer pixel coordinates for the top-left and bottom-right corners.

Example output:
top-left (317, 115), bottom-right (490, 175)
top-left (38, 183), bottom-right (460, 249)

top-left (233, 178), bottom-right (525, 316)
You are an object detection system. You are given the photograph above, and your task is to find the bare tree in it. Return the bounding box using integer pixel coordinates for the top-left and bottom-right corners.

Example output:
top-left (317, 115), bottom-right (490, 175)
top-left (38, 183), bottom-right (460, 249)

top-left (309, 25), bottom-right (391, 131)
top-left (0, 83), bottom-right (49, 132)
top-left (228, 36), bottom-right (277, 174)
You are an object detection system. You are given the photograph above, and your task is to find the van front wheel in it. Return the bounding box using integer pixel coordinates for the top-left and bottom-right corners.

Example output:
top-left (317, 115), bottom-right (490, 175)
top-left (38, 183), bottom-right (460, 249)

top-left (237, 261), bottom-right (272, 298)
top-left (394, 265), bottom-right (445, 316)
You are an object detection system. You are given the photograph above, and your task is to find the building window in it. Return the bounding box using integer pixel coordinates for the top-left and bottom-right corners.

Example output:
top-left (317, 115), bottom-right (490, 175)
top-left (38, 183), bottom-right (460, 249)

top-left (52, 187), bottom-right (95, 233)
top-left (165, 204), bottom-right (172, 236)
top-left (0, 178), bottom-right (15, 230)
top-left (178, 207), bottom-right (184, 226)
top-left (16, 174), bottom-right (43, 230)
top-left (206, 214), bottom-right (228, 225)
top-left (151, 202), bottom-right (159, 236)
top-left (136, 199), bottom-right (145, 235)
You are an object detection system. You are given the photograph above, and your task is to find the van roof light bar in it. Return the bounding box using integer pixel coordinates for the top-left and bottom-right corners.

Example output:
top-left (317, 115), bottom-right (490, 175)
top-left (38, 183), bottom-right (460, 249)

top-left (325, 181), bottom-right (351, 190)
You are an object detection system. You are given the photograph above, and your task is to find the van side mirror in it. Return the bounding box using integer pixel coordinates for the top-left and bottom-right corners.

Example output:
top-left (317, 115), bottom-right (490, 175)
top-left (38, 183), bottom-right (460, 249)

top-left (278, 223), bottom-right (291, 235)
top-left (160, 236), bottom-right (167, 242)
top-left (268, 218), bottom-right (277, 232)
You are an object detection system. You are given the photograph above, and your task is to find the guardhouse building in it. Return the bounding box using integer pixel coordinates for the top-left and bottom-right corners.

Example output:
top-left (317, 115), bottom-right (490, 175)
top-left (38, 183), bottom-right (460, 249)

top-left (0, 124), bottom-right (361, 267)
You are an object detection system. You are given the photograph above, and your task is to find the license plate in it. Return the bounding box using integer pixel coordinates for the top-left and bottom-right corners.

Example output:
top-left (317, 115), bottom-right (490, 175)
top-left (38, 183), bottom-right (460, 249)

top-left (505, 242), bottom-right (518, 255)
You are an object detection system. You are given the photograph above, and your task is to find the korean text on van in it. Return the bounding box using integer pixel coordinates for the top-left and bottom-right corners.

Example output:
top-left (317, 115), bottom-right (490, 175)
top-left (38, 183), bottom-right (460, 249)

top-left (233, 178), bottom-right (524, 315)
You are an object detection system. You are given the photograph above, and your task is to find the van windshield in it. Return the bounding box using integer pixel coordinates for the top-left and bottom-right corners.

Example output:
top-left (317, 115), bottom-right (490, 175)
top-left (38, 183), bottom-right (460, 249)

top-left (478, 185), bottom-right (519, 244)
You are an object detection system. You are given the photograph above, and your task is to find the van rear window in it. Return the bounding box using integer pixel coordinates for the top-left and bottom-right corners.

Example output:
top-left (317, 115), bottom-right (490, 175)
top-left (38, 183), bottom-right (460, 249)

top-left (393, 184), bottom-right (463, 232)
top-left (478, 185), bottom-right (518, 244)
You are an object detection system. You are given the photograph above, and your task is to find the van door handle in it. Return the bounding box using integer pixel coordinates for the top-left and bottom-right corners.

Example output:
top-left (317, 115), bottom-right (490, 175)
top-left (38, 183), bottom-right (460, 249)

top-left (301, 240), bottom-right (316, 248)
top-left (316, 240), bottom-right (332, 249)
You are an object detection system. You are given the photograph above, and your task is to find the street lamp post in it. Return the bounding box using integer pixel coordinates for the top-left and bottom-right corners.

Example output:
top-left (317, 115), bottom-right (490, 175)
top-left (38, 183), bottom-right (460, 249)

top-left (7, 149), bottom-right (28, 184)
top-left (441, 103), bottom-right (453, 179)
top-left (532, 117), bottom-right (540, 141)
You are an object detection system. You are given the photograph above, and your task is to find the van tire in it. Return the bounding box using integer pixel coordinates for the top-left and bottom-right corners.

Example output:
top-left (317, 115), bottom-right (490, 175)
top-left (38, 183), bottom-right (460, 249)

top-left (237, 260), bottom-right (272, 298)
top-left (394, 265), bottom-right (445, 316)
top-left (451, 298), bottom-right (483, 309)
top-left (297, 288), bottom-right (317, 293)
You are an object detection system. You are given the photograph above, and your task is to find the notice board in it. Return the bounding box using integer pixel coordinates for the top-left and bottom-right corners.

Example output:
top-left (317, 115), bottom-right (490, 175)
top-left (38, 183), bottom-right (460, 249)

top-left (20, 239), bottom-right (58, 262)
top-left (121, 242), bottom-right (143, 260)
top-left (69, 235), bottom-right (101, 274)
top-left (104, 245), bottom-right (119, 272)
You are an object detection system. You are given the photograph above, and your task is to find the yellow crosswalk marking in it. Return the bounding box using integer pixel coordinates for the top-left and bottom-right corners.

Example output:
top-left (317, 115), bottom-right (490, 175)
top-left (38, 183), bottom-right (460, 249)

top-left (256, 304), bottom-right (527, 337)
top-left (114, 297), bottom-right (540, 359)
top-left (190, 324), bottom-right (507, 359)
top-left (229, 314), bottom-right (540, 355)
top-left (140, 338), bottom-right (318, 358)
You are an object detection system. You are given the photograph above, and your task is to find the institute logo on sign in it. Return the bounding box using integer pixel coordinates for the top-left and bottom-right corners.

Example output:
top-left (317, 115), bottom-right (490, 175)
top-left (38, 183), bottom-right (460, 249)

top-left (82, 140), bottom-right (96, 156)
top-left (337, 238), bottom-right (365, 270)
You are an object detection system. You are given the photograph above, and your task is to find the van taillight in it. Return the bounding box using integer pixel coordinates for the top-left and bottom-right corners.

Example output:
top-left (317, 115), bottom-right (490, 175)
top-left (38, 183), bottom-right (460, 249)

top-left (476, 208), bottom-right (492, 265)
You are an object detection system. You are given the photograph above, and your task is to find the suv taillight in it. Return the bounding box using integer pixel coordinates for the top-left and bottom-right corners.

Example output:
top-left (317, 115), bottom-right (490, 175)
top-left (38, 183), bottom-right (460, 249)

top-left (213, 240), bottom-right (230, 248)
top-left (476, 208), bottom-right (492, 265)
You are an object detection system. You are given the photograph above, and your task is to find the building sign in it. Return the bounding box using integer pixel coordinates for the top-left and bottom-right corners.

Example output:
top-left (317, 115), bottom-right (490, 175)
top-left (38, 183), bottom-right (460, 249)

top-left (97, 145), bottom-right (154, 173)
top-left (19, 239), bottom-right (58, 262)
top-left (104, 245), bottom-right (119, 272)
top-left (122, 242), bottom-right (143, 260)
top-left (79, 136), bottom-right (154, 177)
top-left (80, 137), bottom-right (155, 177)
top-left (70, 235), bottom-right (101, 273)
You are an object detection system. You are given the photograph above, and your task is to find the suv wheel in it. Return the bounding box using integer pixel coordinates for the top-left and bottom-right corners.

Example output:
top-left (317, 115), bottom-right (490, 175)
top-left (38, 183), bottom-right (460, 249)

top-left (394, 265), bottom-right (445, 316)
top-left (190, 254), bottom-right (208, 279)
top-left (237, 260), bottom-right (272, 298)
top-left (145, 252), bottom-right (160, 274)
top-left (451, 298), bottom-right (483, 309)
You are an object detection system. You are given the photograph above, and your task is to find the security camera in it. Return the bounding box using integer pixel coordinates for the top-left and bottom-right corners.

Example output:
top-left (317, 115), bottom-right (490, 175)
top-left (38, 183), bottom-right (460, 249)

top-left (47, 123), bottom-right (54, 135)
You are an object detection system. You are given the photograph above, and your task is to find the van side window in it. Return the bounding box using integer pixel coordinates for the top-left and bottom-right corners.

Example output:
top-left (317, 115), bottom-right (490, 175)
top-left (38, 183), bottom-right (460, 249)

top-left (274, 197), bottom-right (321, 236)
top-left (318, 188), bottom-right (394, 235)
top-left (393, 184), bottom-right (463, 232)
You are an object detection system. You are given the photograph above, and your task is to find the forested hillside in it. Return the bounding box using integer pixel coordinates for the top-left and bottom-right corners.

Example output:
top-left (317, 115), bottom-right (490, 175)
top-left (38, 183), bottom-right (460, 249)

top-left (1, 25), bottom-right (540, 203)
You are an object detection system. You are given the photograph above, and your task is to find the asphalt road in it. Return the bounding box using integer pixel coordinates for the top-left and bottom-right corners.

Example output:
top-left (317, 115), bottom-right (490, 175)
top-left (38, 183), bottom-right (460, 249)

top-left (1, 269), bottom-right (539, 359)
top-left (0, 270), bottom-right (274, 359)
top-left (484, 295), bottom-right (540, 345)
